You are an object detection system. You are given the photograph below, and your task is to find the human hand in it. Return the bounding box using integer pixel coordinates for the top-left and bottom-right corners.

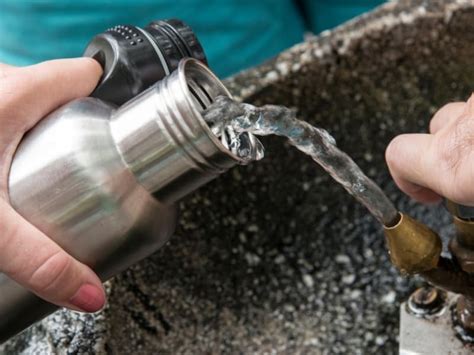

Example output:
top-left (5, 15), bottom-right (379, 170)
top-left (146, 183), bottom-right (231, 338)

top-left (0, 58), bottom-right (106, 312)
top-left (386, 95), bottom-right (474, 206)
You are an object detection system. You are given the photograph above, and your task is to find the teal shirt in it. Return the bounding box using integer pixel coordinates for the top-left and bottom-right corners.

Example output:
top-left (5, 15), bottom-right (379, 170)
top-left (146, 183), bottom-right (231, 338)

top-left (0, 0), bottom-right (384, 77)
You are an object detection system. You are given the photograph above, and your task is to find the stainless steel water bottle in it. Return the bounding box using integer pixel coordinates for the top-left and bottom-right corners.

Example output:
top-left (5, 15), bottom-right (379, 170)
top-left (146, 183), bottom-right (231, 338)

top-left (0, 58), bottom-right (255, 342)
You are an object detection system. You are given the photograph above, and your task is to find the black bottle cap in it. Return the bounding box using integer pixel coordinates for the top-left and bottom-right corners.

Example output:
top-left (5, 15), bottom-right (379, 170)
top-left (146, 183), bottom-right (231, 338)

top-left (83, 19), bottom-right (207, 106)
top-left (146, 19), bottom-right (207, 69)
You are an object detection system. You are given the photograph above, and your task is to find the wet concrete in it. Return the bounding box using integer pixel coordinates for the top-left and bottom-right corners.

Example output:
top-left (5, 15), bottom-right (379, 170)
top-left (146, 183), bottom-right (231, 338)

top-left (3, 0), bottom-right (474, 353)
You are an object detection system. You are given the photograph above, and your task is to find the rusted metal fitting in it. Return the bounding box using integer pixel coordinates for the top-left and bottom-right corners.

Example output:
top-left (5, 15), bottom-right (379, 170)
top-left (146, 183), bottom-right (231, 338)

top-left (407, 286), bottom-right (446, 317)
top-left (453, 296), bottom-right (474, 343)
top-left (450, 216), bottom-right (474, 274)
top-left (441, 202), bottom-right (474, 339)
top-left (384, 213), bottom-right (442, 275)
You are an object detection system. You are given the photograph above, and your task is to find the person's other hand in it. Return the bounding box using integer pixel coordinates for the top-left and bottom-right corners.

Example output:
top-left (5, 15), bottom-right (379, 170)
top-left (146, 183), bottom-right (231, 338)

top-left (386, 95), bottom-right (474, 206)
top-left (0, 58), bottom-right (106, 312)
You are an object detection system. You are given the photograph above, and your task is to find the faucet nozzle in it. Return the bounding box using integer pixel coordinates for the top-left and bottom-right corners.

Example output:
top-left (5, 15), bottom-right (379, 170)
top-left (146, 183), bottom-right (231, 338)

top-left (383, 213), bottom-right (442, 274)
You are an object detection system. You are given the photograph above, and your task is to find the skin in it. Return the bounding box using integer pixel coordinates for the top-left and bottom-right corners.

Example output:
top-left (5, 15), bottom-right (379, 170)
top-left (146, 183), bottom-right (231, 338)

top-left (0, 58), bottom-right (106, 312)
top-left (386, 95), bottom-right (474, 206)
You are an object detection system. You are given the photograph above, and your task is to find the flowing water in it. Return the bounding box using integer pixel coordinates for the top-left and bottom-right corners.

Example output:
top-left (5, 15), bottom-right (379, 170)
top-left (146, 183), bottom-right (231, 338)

top-left (203, 96), bottom-right (399, 226)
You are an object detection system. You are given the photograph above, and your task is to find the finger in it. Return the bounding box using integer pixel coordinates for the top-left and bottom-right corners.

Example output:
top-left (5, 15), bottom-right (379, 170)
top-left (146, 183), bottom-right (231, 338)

top-left (389, 172), bottom-right (442, 204)
top-left (429, 102), bottom-right (466, 134)
top-left (0, 62), bottom-right (12, 69)
top-left (0, 200), bottom-right (105, 312)
top-left (0, 57), bottom-right (102, 132)
top-left (0, 62), bottom-right (14, 76)
top-left (385, 133), bottom-right (442, 203)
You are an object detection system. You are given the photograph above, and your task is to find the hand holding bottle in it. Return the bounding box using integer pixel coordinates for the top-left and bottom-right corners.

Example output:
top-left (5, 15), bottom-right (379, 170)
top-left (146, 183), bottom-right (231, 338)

top-left (0, 58), bottom-right (106, 312)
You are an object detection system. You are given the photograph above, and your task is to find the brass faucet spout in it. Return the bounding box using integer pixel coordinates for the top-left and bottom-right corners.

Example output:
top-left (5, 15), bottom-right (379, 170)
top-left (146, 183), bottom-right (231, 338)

top-left (383, 213), bottom-right (442, 275)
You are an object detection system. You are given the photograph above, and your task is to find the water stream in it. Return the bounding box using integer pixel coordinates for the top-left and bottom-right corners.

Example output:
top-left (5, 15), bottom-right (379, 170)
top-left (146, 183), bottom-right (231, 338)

top-left (203, 96), bottom-right (399, 226)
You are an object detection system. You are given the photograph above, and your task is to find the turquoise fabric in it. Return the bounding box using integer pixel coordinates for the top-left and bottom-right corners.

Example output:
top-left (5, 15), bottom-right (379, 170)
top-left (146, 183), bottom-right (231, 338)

top-left (300, 0), bottom-right (386, 33)
top-left (0, 1), bottom-right (385, 77)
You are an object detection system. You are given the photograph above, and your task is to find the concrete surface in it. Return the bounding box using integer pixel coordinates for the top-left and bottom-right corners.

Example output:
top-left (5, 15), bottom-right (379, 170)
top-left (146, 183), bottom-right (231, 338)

top-left (3, 0), bottom-right (474, 353)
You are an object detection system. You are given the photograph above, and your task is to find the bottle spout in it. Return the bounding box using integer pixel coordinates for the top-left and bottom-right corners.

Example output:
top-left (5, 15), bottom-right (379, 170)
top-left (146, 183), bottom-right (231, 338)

top-left (111, 58), bottom-right (263, 204)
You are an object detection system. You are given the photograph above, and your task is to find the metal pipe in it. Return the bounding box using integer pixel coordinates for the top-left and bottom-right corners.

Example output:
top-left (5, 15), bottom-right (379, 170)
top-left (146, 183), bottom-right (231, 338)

top-left (446, 211), bottom-right (474, 335)
top-left (420, 257), bottom-right (474, 299)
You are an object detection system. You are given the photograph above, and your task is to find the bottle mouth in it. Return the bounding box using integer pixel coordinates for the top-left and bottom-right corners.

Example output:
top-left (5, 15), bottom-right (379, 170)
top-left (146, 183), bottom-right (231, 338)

top-left (176, 58), bottom-right (260, 165)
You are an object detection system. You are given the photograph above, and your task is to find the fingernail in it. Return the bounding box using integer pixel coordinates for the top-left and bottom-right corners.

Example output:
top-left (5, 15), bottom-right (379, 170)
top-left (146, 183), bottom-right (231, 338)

top-left (69, 283), bottom-right (105, 312)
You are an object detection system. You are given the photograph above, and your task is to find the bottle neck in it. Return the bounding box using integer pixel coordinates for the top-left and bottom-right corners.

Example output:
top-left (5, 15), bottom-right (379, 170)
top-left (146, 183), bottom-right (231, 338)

top-left (110, 59), bottom-right (243, 204)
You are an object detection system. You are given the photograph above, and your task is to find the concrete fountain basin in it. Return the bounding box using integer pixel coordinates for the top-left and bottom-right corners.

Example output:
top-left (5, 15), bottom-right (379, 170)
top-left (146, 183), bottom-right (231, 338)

top-left (3, 0), bottom-right (474, 353)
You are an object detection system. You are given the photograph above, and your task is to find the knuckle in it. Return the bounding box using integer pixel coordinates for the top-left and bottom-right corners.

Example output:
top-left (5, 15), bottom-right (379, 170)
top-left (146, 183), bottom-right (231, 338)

top-left (27, 250), bottom-right (73, 294)
top-left (433, 119), bottom-right (474, 183)
top-left (435, 134), bottom-right (462, 172)
top-left (435, 121), bottom-right (474, 202)
top-left (430, 102), bottom-right (465, 133)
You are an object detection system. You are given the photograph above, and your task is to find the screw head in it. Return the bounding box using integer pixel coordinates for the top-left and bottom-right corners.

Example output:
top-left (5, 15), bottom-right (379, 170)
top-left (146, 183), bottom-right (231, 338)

top-left (407, 286), bottom-right (446, 316)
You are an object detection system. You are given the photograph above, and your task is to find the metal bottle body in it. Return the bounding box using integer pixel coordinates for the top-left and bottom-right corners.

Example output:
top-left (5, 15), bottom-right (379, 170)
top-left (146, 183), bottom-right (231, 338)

top-left (8, 98), bottom-right (178, 280)
top-left (0, 59), bottom-right (246, 342)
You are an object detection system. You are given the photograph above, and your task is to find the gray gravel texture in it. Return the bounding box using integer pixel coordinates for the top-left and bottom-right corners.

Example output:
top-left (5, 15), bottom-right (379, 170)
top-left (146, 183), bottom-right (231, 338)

top-left (3, 0), bottom-right (474, 354)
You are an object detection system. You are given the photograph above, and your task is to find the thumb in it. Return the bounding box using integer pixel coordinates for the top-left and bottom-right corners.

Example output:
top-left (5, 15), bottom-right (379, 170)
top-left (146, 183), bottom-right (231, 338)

top-left (0, 200), bottom-right (105, 312)
top-left (385, 133), bottom-right (442, 203)
top-left (1, 57), bottom-right (102, 133)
